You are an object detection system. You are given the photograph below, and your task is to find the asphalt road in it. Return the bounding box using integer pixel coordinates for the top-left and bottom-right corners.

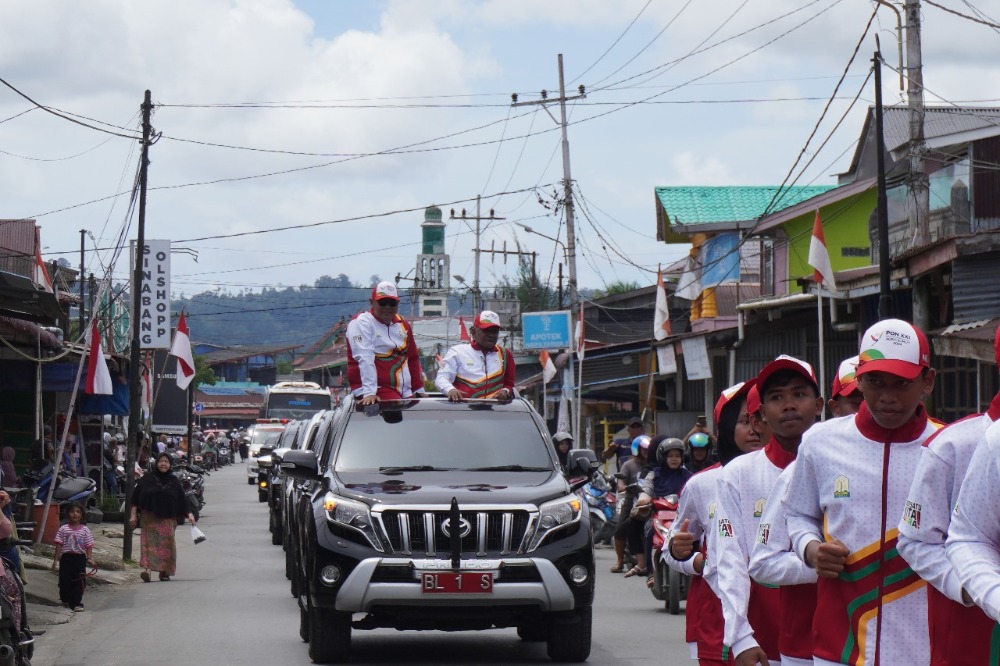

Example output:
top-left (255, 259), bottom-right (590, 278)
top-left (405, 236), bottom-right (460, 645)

top-left (34, 463), bottom-right (694, 665)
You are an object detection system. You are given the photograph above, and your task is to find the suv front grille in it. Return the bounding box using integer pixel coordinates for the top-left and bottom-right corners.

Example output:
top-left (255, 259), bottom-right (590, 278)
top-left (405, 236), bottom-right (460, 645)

top-left (379, 510), bottom-right (531, 556)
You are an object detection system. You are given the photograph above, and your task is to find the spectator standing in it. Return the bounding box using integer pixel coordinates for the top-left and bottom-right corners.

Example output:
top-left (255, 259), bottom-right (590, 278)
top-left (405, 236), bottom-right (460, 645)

top-left (51, 502), bottom-right (95, 612)
top-left (130, 453), bottom-right (197, 582)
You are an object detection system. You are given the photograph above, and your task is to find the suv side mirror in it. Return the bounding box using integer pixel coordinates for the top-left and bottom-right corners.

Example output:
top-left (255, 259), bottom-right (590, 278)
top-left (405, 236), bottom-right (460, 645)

top-left (279, 449), bottom-right (321, 481)
top-left (566, 449), bottom-right (598, 479)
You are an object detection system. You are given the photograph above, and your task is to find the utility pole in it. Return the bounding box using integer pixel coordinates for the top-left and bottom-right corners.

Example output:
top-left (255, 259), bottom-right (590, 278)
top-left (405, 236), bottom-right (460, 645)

top-left (905, 0), bottom-right (931, 332)
top-left (513, 53), bottom-right (585, 443)
top-left (449, 199), bottom-right (504, 312)
top-left (124, 90), bottom-right (153, 561)
top-left (874, 49), bottom-right (892, 319)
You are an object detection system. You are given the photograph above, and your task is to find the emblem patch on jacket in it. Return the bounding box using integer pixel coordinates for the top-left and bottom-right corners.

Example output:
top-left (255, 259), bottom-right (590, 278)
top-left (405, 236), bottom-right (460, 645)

top-left (753, 498), bottom-right (765, 517)
top-left (833, 475), bottom-right (851, 498)
top-left (708, 501), bottom-right (716, 520)
top-left (719, 518), bottom-right (734, 538)
top-left (757, 523), bottom-right (770, 545)
top-left (903, 500), bottom-right (921, 529)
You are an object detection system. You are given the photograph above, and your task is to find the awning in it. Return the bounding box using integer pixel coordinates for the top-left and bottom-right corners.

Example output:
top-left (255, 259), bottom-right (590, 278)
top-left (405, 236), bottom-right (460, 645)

top-left (931, 318), bottom-right (1000, 363)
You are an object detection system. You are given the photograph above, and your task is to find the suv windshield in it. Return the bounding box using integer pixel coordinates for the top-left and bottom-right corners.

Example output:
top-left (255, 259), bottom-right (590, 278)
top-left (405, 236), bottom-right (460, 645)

top-left (334, 410), bottom-right (553, 472)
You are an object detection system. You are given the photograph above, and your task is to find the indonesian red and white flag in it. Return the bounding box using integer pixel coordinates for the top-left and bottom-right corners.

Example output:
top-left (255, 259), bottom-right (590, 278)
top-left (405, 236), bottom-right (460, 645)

top-left (170, 311), bottom-right (196, 390)
top-left (458, 316), bottom-right (471, 342)
top-left (574, 307), bottom-right (585, 360)
top-left (808, 210), bottom-right (836, 290)
top-left (85, 320), bottom-right (113, 395)
top-left (33, 244), bottom-right (53, 293)
top-left (540, 350), bottom-right (557, 383)
top-left (654, 266), bottom-right (672, 341)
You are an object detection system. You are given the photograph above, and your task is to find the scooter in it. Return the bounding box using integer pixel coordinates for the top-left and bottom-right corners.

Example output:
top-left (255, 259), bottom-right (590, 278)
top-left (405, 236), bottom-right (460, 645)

top-left (0, 542), bottom-right (35, 665)
top-left (22, 463), bottom-right (97, 511)
top-left (648, 493), bottom-right (687, 614)
top-left (579, 472), bottom-right (616, 545)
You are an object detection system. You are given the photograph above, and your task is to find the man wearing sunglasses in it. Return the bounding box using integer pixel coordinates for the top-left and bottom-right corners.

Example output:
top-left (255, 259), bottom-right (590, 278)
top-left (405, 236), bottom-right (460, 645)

top-left (435, 310), bottom-right (516, 401)
top-left (346, 281), bottom-right (424, 406)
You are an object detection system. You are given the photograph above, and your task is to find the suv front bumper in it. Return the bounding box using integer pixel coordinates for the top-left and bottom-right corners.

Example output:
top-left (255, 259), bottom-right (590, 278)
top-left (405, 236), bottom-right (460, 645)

top-left (332, 557), bottom-right (577, 613)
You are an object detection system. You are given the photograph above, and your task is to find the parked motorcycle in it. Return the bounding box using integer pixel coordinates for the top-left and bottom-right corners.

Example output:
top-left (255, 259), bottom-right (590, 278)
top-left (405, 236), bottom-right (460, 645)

top-left (0, 537), bottom-right (35, 665)
top-left (648, 493), bottom-right (687, 614)
top-left (579, 472), bottom-right (616, 545)
top-left (22, 463), bottom-right (97, 513)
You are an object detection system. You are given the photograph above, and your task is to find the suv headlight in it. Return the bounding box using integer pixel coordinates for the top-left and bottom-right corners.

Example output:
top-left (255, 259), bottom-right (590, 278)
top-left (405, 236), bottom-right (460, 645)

top-left (323, 492), bottom-right (384, 552)
top-left (527, 495), bottom-right (583, 551)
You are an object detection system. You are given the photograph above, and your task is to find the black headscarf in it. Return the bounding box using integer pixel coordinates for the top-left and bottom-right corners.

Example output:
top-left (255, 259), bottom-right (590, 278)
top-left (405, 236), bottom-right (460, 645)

top-left (717, 395), bottom-right (748, 466)
top-left (133, 453), bottom-right (188, 521)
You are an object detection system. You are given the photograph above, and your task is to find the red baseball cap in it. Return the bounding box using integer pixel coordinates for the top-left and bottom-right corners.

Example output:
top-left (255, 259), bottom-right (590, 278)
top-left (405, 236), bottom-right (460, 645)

top-left (756, 355), bottom-right (819, 394)
top-left (994, 323), bottom-right (1000, 366)
top-left (831, 355), bottom-right (860, 397)
top-left (473, 310), bottom-right (502, 329)
top-left (714, 378), bottom-right (757, 425)
top-left (856, 319), bottom-right (930, 380)
top-left (746, 384), bottom-right (761, 417)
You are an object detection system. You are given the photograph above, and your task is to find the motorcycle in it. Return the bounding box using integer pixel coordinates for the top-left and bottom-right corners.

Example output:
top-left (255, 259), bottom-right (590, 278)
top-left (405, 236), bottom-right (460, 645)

top-left (648, 493), bottom-right (688, 614)
top-left (22, 463), bottom-right (97, 514)
top-left (579, 472), bottom-right (616, 544)
top-left (0, 537), bottom-right (35, 665)
top-left (217, 443), bottom-right (233, 466)
top-left (171, 461), bottom-right (205, 520)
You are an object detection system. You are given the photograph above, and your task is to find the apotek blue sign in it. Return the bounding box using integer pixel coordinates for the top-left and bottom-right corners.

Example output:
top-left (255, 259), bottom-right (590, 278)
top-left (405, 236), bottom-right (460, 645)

top-left (521, 311), bottom-right (572, 350)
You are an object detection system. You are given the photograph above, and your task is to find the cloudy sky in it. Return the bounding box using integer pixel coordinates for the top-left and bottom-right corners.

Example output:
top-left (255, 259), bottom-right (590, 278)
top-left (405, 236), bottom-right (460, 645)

top-left (2, 0), bottom-right (997, 303)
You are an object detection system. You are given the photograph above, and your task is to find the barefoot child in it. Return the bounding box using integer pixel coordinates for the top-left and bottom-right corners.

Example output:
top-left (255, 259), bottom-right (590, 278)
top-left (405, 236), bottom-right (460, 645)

top-left (51, 502), bottom-right (95, 612)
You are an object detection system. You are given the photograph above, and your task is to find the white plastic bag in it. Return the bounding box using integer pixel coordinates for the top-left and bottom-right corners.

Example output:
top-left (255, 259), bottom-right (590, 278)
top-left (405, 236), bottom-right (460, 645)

top-left (191, 525), bottom-right (206, 545)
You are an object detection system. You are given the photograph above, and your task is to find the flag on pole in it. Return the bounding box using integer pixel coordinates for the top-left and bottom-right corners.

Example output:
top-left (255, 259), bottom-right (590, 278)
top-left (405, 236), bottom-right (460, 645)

top-left (33, 244), bottom-right (53, 293)
top-left (85, 320), bottom-right (113, 395)
top-left (170, 311), bottom-right (196, 390)
top-left (808, 210), bottom-right (837, 290)
top-left (574, 307), bottom-right (585, 360)
top-left (675, 254), bottom-right (703, 300)
top-left (654, 266), bottom-right (672, 341)
top-left (540, 350), bottom-right (557, 383)
top-left (141, 353), bottom-right (152, 418)
top-left (458, 316), bottom-right (471, 342)
top-left (556, 393), bottom-right (570, 434)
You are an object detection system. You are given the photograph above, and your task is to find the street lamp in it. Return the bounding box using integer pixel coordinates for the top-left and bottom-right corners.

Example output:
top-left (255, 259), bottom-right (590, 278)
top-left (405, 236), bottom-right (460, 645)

top-left (514, 222), bottom-right (569, 262)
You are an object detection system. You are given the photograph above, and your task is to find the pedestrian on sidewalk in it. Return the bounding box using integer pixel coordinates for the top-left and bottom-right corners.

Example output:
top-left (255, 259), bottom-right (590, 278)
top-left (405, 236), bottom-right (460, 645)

top-left (51, 502), bottom-right (95, 612)
top-left (130, 453), bottom-right (197, 582)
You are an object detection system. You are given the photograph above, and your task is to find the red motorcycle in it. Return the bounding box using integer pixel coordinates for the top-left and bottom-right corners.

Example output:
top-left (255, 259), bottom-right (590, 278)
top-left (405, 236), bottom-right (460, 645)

top-left (648, 493), bottom-right (687, 614)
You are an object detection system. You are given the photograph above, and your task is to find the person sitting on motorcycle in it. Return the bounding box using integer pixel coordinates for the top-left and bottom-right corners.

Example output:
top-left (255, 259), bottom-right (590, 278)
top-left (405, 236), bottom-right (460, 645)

top-left (685, 431), bottom-right (716, 473)
top-left (201, 435), bottom-right (218, 470)
top-left (638, 437), bottom-right (693, 587)
top-left (101, 433), bottom-right (119, 495)
top-left (552, 431), bottom-right (573, 468)
top-left (613, 435), bottom-right (654, 578)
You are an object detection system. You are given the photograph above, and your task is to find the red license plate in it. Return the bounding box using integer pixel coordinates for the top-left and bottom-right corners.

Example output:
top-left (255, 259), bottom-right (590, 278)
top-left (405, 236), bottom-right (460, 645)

top-left (420, 572), bottom-right (494, 594)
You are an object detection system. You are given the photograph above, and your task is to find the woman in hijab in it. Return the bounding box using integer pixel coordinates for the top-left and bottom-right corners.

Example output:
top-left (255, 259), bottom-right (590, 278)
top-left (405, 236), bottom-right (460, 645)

top-left (0, 448), bottom-right (18, 488)
top-left (129, 453), bottom-right (196, 582)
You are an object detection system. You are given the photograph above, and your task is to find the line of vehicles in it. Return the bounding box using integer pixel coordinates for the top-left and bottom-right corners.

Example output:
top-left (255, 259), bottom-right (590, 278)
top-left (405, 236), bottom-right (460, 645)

top-left (250, 393), bottom-right (601, 664)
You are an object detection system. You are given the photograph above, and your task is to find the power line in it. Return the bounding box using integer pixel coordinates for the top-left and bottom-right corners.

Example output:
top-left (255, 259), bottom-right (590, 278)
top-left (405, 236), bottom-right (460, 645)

top-left (569, 0), bottom-right (652, 85)
top-left (924, 0), bottom-right (1000, 28)
top-left (0, 75), bottom-right (140, 140)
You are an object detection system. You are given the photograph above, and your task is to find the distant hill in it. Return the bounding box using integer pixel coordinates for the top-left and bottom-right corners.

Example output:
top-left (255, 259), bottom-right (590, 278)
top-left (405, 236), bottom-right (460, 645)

top-left (172, 274), bottom-right (473, 348)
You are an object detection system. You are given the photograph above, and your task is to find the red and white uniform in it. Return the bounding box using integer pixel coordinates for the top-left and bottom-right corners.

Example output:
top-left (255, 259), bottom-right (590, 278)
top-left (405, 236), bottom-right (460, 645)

top-left (784, 403), bottom-right (942, 666)
top-left (346, 311), bottom-right (422, 399)
top-left (715, 440), bottom-right (793, 661)
top-left (434, 342), bottom-right (515, 399)
top-left (748, 460), bottom-right (817, 666)
top-left (898, 394), bottom-right (1000, 666)
top-left (663, 463), bottom-right (729, 662)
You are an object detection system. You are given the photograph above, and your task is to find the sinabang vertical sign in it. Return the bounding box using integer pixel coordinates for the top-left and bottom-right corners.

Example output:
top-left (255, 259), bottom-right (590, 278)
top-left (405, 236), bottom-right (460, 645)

top-left (132, 239), bottom-right (171, 349)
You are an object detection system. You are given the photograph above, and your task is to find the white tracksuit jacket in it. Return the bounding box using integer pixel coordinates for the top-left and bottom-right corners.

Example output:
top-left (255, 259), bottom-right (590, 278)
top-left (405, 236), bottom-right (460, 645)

top-left (784, 403), bottom-right (941, 666)
top-left (716, 440), bottom-right (794, 660)
top-left (899, 394), bottom-right (1000, 666)
top-left (947, 417), bottom-right (1000, 628)
top-left (749, 460), bottom-right (818, 665)
top-left (663, 463), bottom-right (728, 661)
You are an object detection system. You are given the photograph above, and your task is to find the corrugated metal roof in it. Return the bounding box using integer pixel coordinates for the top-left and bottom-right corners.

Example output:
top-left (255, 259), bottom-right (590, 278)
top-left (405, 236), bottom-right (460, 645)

top-left (655, 185), bottom-right (836, 226)
top-left (883, 106), bottom-right (1000, 153)
top-left (200, 344), bottom-right (301, 364)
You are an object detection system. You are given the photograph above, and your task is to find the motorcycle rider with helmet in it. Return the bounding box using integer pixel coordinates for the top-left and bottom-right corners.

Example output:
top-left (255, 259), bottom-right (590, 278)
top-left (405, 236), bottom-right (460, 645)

top-left (612, 435), bottom-right (654, 578)
top-left (637, 437), bottom-right (693, 587)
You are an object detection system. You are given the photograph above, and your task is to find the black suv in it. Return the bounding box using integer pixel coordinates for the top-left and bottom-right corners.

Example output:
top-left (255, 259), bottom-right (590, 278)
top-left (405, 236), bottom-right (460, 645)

top-left (281, 395), bottom-right (597, 663)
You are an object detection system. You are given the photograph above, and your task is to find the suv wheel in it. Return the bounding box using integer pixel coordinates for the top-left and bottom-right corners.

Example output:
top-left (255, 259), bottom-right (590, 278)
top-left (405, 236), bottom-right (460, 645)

top-left (299, 599), bottom-right (309, 642)
top-left (545, 606), bottom-right (592, 662)
top-left (308, 604), bottom-right (351, 663)
top-left (270, 511), bottom-right (282, 546)
top-left (247, 476), bottom-right (255, 485)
